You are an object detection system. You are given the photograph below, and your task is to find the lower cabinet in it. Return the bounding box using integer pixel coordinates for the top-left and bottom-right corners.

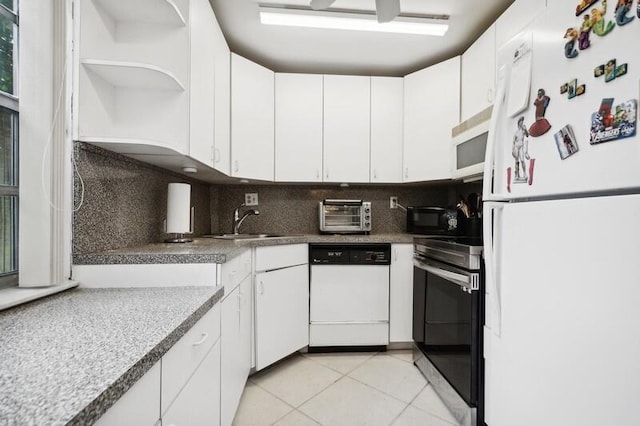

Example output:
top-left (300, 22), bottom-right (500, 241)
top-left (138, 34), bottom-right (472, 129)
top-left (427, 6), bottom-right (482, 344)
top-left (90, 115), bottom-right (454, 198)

top-left (95, 362), bottom-right (161, 426)
top-left (255, 263), bottom-right (309, 371)
top-left (389, 244), bottom-right (414, 343)
top-left (221, 275), bottom-right (252, 426)
top-left (162, 342), bottom-right (221, 426)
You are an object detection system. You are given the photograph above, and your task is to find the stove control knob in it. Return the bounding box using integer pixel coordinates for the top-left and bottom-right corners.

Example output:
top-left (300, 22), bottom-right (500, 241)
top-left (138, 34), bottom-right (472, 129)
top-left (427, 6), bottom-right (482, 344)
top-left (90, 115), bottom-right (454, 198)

top-left (365, 221), bottom-right (371, 228)
top-left (364, 207), bottom-right (371, 213)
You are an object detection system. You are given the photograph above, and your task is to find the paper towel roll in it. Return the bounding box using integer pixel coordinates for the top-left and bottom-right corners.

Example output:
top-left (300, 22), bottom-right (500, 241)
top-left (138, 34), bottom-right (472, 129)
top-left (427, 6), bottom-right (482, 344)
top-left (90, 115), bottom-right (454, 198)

top-left (166, 183), bottom-right (191, 234)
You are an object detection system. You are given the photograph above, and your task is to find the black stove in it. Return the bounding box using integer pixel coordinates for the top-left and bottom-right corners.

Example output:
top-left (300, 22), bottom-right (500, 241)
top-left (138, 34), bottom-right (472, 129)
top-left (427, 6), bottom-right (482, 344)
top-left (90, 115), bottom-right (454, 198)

top-left (412, 235), bottom-right (485, 426)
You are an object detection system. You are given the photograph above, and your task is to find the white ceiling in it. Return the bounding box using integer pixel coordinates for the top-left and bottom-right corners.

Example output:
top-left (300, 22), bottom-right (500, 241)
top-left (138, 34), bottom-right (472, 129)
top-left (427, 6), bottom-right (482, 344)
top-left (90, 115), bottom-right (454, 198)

top-left (209, 0), bottom-right (514, 76)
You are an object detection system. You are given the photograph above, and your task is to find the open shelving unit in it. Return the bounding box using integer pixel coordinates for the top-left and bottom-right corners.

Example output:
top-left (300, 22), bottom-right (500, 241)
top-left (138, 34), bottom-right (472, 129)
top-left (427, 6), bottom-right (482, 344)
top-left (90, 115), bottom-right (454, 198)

top-left (93, 0), bottom-right (186, 26)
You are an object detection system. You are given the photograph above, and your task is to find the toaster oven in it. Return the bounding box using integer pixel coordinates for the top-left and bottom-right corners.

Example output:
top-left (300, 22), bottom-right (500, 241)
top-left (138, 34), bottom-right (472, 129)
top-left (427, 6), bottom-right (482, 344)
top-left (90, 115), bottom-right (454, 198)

top-left (319, 199), bottom-right (371, 234)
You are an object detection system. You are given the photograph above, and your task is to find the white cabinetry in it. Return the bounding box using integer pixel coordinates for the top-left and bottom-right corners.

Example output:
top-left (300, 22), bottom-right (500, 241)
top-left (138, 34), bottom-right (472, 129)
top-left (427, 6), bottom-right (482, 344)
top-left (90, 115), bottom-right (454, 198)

top-left (323, 75), bottom-right (370, 183)
top-left (220, 249), bottom-right (252, 426)
top-left (75, 0), bottom-right (190, 155)
top-left (187, 0), bottom-right (216, 167)
top-left (274, 73), bottom-right (323, 182)
top-left (495, 0), bottom-right (547, 49)
top-left (370, 77), bottom-right (403, 183)
top-left (461, 25), bottom-right (496, 122)
top-left (389, 244), bottom-right (414, 343)
top-left (254, 244), bottom-right (309, 371)
top-left (212, 15), bottom-right (231, 175)
top-left (162, 342), bottom-right (221, 426)
top-left (95, 362), bottom-right (161, 426)
top-left (403, 56), bottom-right (460, 182)
top-left (231, 53), bottom-right (275, 181)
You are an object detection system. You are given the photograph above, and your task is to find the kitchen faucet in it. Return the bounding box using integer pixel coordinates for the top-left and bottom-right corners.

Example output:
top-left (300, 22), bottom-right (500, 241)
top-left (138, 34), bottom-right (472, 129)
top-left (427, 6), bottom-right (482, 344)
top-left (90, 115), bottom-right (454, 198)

top-left (233, 203), bottom-right (260, 234)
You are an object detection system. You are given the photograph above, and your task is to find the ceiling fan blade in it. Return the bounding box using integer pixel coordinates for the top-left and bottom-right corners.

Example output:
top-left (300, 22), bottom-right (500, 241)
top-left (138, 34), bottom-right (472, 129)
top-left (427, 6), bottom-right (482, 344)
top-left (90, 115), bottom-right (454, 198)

top-left (310, 0), bottom-right (337, 10)
top-left (375, 0), bottom-right (400, 23)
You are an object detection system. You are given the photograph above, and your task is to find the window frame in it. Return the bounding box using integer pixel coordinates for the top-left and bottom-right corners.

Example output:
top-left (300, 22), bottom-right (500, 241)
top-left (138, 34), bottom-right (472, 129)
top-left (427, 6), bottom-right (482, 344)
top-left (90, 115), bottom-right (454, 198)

top-left (0, 1), bottom-right (18, 289)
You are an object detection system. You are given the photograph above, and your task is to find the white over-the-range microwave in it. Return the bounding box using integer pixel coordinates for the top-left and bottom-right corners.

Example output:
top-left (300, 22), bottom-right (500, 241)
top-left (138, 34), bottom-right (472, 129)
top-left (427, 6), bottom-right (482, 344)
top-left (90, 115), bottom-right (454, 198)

top-left (451, 114), bottom-right (490, 182)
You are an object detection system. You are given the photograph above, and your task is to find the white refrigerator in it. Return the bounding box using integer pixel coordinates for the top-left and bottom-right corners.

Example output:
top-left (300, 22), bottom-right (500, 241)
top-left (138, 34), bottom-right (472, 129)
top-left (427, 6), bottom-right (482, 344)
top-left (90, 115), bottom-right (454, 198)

top-left (482, 1), bottom-right (640, 425)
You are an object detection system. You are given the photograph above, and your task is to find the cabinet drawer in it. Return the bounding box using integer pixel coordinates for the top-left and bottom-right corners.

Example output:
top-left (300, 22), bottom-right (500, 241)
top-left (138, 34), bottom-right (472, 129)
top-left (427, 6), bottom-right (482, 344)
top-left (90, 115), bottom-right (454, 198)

top-left (221, 249), bottom-right (252, 294)
top-left (255, 244), bottom-right (308, 272)
top-left (161, 303), bottom-right (221, 415)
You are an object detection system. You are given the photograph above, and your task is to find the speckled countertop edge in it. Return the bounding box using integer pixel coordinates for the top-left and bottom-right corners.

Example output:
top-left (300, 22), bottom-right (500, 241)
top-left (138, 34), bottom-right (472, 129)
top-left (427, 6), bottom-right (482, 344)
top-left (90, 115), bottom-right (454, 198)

top-left (0, 286), bottom-right (224, 426)
top-left (73, 234), bottom-right (417, 265)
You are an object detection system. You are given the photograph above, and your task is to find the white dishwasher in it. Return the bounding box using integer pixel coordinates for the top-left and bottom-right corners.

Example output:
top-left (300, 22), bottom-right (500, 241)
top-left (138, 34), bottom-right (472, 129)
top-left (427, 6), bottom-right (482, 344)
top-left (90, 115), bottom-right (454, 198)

top-left (309, 244), bottom-right (391, 348)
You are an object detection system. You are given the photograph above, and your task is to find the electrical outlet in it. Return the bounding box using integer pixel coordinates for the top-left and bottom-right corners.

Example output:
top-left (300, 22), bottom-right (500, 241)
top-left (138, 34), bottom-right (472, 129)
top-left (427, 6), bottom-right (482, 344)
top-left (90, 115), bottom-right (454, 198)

top-left (390, 196), bottom-right (398, 209)
top-left (245, 193), bottom-right (259, 206)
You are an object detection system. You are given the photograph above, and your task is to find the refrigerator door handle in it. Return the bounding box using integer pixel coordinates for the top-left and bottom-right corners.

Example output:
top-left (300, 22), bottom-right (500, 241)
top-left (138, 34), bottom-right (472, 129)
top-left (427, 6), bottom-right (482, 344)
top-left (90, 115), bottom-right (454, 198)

top-left (483, 65), bottom-right (508, 202)
top-left (483, 201), bottom-right (504, 337)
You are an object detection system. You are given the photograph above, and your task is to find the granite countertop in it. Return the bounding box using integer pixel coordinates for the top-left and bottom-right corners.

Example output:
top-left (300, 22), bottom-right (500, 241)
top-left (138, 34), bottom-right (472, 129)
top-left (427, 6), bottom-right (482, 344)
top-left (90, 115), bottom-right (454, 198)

top-left (73, 233), bottom-right (417, 265)
top-left (0, 285), bottom-right (224, 425)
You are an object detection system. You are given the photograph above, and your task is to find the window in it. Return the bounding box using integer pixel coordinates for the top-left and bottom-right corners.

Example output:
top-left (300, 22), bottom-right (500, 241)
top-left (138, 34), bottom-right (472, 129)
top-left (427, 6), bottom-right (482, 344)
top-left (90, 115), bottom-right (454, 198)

top-left (0, 0), bottom-right (18, 288)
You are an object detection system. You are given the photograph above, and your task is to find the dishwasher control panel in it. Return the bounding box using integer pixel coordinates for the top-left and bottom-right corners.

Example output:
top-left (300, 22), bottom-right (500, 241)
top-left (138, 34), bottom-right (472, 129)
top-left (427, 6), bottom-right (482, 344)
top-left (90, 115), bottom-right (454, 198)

top-left (310, 244), bottom-right (391, 265)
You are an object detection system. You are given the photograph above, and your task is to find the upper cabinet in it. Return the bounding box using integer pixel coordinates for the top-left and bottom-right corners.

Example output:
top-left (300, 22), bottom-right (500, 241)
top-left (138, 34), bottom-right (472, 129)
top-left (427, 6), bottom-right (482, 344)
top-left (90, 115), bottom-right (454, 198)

top-left (403, 56), bottom-right (460, 182)
top-left (323, 75), bottom-right (371, 183)
top-left (231, 54), bottom-right (275, 181)
top-left (188, 0), bottom-right (216, 167)
top-left (75, 0), bottom-right (190, 154)
top-left (461, 24), bottom-right (496, 122)
top-left (211, 12), bottom-right (231, 176)
top-left (370, 77), bottom-right (403, 183)
top-left (274, 73), bottom-right (323, 182)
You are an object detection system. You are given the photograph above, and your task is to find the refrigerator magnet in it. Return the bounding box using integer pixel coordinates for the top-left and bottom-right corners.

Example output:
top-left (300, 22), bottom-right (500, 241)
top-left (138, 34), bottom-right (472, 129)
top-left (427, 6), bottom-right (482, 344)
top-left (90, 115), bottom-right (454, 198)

top-left (529, 89), bottom-right (552, 137)
top-left (562, 79), bottom-right (586, 99)
top-left (554, 125), bottom-right (580, 160)
top-left (590, 98), bottom-right (637, 144)
top-left (576, 0), bottom-right (600, 16)
top-left (591, 1), bottom-right (616, 36)
top-left (564, 28), bottom-right (580, 59)
top-left (595, 60), bottom-right (628, 82)
top-left (512, 117), bottom-right (532, 184)
top-left (578, 14), bottom-right (593, 50)
top-left (614, 0), bottom-right (634, 25)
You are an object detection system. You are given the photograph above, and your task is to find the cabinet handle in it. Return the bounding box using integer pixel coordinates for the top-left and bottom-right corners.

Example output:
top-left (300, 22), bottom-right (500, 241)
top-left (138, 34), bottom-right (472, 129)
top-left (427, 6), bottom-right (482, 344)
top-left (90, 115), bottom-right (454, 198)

top-left (373, 169), bottom-right (377, 180)
top-left (325, 170), bottom-right (329, 179)
top-left (487, 88), bottom-right (493, 103)
top-left (192, 332), bottom-right (209, 346)
top-left (214, 147), bottom-right (221, 163)
top-left (260, 280), bottom-right (264, 295)
top-left (316, 169), bottom-right (320, 179)
top-left (234, 160), bottom-right (239, 173)
top-left (404, 167), bottom-right (409, 179)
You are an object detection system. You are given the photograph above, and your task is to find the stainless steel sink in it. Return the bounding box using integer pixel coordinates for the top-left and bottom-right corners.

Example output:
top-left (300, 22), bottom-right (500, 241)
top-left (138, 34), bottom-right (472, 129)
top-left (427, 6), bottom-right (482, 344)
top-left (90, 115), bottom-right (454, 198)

top-left (203, 233), bottom-right (285, 240)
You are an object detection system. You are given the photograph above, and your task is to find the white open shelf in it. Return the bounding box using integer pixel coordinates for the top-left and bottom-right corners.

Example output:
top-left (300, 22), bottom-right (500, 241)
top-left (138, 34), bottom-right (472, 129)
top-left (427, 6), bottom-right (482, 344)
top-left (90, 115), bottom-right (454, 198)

top-left (81, 59), bottom-right (185, 91)
top-left (93, 0), bottom-right (186, 26)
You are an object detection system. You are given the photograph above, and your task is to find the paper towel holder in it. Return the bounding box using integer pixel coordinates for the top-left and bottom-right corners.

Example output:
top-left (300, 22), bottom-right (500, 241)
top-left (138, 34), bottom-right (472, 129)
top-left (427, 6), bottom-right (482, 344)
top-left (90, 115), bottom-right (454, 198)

top-left (164, 206), bottom-right (194, 243)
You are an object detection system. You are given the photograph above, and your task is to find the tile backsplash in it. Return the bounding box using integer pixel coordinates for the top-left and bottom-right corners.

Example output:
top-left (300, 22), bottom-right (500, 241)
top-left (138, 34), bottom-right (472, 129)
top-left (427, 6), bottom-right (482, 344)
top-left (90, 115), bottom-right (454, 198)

top-left (73, 143), bottom-right (480, 254)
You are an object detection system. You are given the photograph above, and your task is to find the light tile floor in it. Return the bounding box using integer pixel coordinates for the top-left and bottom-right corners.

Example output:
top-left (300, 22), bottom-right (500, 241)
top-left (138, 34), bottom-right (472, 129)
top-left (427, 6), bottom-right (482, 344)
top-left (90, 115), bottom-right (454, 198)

top-left (233, 350), bottom-right (461, 426)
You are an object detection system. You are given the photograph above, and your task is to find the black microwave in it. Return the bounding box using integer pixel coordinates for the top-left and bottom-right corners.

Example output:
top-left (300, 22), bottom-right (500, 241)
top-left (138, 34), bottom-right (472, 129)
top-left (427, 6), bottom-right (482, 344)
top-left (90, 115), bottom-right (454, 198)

top-left (406, 206), bottom-right (460, 235)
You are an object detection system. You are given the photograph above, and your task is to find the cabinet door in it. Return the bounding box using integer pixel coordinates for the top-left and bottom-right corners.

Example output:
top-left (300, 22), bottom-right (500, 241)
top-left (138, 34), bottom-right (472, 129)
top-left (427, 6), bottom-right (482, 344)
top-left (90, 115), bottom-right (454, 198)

top-left (461, 24), bottom-right (496, 122)
top-left (221, 285), bottom-right (244, 426)
top-left (212, 4), bottom-right (231, 175)
top-left (188, 0), bottom-right (216, 167)
top-left (323, 75), bottom-right (370, 183)
top-left (275, 73), bottom-right (323, 182)
top-left (389, 244), bottom-right (414, 343)
top-left (95, 362), bottom-right (160, 426)
top-left (231, 53), bottom-right (274, 181)
top-left (370, 77), bottom-right (403, 183)
top-left (403, 56), bottom-right (460, 182)
top-left (162, 342), bottom-right (221, 426)
top-left (255, 264), bottom-right (309, 370)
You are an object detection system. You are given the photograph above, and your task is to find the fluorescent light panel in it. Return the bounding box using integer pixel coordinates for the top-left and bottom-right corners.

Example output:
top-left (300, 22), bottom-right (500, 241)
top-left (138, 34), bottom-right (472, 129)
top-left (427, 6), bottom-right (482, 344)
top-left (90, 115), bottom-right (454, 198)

top-left (259, 7), bottom-right (448, 36)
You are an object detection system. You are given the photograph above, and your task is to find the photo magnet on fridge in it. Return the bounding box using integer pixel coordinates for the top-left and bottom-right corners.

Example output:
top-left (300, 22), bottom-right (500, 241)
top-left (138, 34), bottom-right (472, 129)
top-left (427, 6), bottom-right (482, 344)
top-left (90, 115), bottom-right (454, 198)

top-left (561, 79), bottom-right (586, 99)
top-left (512, 116), bottom-right (532, 184)
top-left (529, 89), bottom-right (552, 137)
top-left (554, 125), bottom-right (580, 160)
top-left (595, 59), bottom-right (628, 83)
top-left (590, 98), bottom-right (637, 144)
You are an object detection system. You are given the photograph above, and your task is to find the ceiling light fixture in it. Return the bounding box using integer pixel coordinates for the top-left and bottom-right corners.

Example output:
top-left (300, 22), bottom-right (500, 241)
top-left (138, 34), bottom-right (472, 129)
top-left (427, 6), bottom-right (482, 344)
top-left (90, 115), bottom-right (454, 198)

top-left (258, 6), bottom-right (449, 36)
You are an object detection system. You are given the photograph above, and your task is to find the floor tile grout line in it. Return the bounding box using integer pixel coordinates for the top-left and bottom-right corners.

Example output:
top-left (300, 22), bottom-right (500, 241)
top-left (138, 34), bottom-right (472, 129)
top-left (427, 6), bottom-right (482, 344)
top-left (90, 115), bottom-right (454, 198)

top-left (301, 350), bottom-right (379, 376)
top-left (409, 383), bottom-right (461, 426)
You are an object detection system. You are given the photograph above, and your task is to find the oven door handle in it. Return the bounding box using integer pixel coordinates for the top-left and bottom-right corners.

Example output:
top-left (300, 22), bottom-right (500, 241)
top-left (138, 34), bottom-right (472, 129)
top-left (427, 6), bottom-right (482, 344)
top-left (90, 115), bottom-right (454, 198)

top-left (413, 258), bottom-right (476, 291)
